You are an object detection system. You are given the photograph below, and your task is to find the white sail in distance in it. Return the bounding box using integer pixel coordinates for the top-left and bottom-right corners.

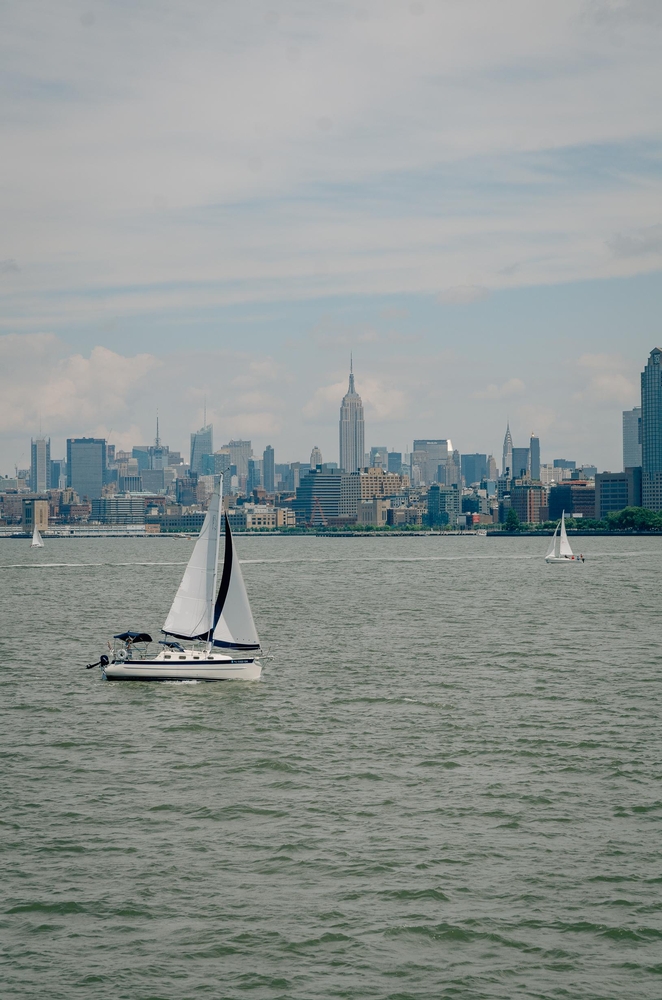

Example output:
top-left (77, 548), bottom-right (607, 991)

top-left (545, 522), bottom-right (558, 560)
top-left (212, 517), bottom-right (260, 650)
top-left (31, 525), bottom-right (44, 548)
top-left (558, 512), bottom-right (573, 557)
top-left (162, 481), bottom-right (222, 640)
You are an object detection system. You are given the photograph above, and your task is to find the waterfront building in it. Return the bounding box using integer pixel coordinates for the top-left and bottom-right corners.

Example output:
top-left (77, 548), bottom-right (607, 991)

top-left (529, 435), bottom-right (541, 480)
top-left (623, 406), bottom-right (642, 471)
top-left (22, 498), bottom-right (49, 530)
top-left (67, 438), bottom-right (106, 501)
top-left (426, 483), bottom-right (460, 527)
top-left (263, 446), bottom-right (275, 492)
top-left (91, 495), bottom-right (146, 525)
top-left (293, 467), bottom-right (356, 524)
top-left (641, 348), bottom-right (662, 511)
top-left (310, 446), bottom-right (323, 469)
top-left (502, 423), bottom-right (513, 477)
top-left (548, 481), bottom-right (596, 520)
top-left (339, 362), bottom-right (365, 473)
top-left (595, 469), bottom-right (643, 519)
top-left (510, 482), bottom-right (548, 524)
top-left (30, 437), bottom-right (51, 493)
top-left (358, 498), bottom-right (390, 526)
top-left (461, 454), bottom-right (488, 486)
top-left (190, 424), bottom-right (213, 475)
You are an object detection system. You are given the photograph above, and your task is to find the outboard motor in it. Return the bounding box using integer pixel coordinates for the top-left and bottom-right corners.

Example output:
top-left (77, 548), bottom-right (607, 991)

top-left (86, 654), bottom-right (110, 670)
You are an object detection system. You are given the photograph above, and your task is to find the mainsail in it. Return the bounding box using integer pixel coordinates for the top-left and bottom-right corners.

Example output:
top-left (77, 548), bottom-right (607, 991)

top-left (162, 482), bottom-right (222, 640)
top-left (211, 517), bottom-right (261, 650)
top-left (31, 525), bottom-right (44, 548)
top-left (558, 511), bottom-right (574, 557)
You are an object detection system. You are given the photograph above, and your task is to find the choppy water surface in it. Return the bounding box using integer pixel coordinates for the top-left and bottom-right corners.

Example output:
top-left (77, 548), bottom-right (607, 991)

top-left (1, 534), bottom-right (661, 999)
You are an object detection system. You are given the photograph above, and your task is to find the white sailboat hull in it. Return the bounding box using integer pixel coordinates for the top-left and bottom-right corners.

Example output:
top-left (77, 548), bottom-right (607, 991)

top-left (545, 555), bottom-right (583, 563)
top-left (103, 656), bottom-right (261, 682)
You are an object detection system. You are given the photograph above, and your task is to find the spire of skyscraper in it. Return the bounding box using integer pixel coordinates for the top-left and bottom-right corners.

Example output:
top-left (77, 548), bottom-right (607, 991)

top-left (339, 360), bottom-right (365, 473)
top-left (502, 421), bottom-right (513, 478)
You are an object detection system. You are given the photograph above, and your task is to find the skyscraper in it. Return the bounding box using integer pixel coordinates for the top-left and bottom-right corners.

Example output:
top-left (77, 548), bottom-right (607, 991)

top-left (461, 454), bottom-right (487, 486)
top-left (67, 438), bottom-right (106, 500)
top-left (310, 446), bottom-right (323, 468)
top-left (529, 435), bottom-right (541, 480)
top-left (512, 447), bottom-right (529, 479)
top-left (263, 445), bottom-right (275, 492)
top-left (412, 440), bottom-right (451, 484)
top-left (190, 424), bottom-right (213, 475)
top-left (502, 423), bottom-right (513, 477)
top-left (339, 360), bottom-right (365, 473)
top-left (623, 406), bottom-right (642, 470)
top-left (222, 440), bottom-right (252, 479)
top-left (30, 437), bottom-right (51, 493)
top-left (641, 348), bottom-right (662, 511)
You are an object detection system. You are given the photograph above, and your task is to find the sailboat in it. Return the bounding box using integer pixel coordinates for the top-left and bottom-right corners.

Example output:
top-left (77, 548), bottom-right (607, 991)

top-left (31, 524), bottom-right (44, 548)
top-left (545, 511), bottom-right (584, 564)
top-left (98, 478), bottom-right (262, 681)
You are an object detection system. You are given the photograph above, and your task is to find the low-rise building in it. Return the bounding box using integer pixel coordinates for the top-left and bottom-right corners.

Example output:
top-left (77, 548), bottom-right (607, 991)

top-left (22, 498), bottom-right (49, 530)
top-left (91, 495), bottom-right (146, 524)
top-left (357, 498), bottom-right (391, 526)
top-left (548, 481), bottom-right (596, 520)
top-left (510, 482), bottom-right (549, 524)
top-left (595, 468), bottom-right (642, 519)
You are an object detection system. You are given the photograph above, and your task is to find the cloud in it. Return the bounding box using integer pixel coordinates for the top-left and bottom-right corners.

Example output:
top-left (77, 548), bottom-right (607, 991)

top-left (606, 223), bottom-right (662, 257)
top-left (574, 353), bottom-right (637, 403)
top-left (0, 334), bottom-right (161, 435)
top-left (436, 286), bottom-right (491, 306)
top-left (302, 374), bottom-right (407, 423)
top-left (0, 0), bottom-right (659, 329)
top-left (0, 259), bottom-right (19, 274)
top-left (473, 378), bottom-right (525, 400)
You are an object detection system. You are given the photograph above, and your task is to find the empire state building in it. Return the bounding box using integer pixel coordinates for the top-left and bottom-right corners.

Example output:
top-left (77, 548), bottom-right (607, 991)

top-left (339, 361), bottom-right (365, 473)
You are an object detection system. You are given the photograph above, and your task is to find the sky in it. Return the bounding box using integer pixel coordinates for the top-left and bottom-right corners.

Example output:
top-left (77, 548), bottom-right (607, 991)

top-left (1, 0), bottom-right (661, 474)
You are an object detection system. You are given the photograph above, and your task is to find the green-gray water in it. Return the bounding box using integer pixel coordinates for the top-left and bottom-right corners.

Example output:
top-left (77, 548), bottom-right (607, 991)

top-left (1, 535), bottom-right (661, 999)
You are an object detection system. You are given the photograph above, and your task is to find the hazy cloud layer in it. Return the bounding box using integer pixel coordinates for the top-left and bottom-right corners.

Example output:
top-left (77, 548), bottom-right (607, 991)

top-left (0, 1), bottom-right (659, 471)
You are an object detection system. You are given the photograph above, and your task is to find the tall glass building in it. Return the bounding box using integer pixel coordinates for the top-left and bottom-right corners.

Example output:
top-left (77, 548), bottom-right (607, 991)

top-left (641, 348), bottom-right (662, 511)
top-left (622, 406), bottom-right (642, 470)
top-left (30, 437), bottom-right (51, 493)
top-left (262, 445), bottom-right (275, 492)
top-left (189, 424), bottom-right (213, 475)
top-left (66, 438), bottom-right (106, 500)
top-left (529, 435), bottom-right (541, 480)
top-left (339, 363), bottom-right (365, 473)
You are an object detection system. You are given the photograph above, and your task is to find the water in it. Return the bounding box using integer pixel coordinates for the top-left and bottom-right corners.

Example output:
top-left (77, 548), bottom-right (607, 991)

top-left (1, 534), bottom-right (661, 999)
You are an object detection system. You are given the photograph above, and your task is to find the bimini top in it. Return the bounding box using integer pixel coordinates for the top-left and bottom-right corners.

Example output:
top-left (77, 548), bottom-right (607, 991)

top-left (114, 631), bottom-right (153, 643)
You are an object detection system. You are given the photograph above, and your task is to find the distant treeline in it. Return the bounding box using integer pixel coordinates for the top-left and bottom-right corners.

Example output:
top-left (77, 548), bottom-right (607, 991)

top-left (504, 506), bottom-right (662, 533)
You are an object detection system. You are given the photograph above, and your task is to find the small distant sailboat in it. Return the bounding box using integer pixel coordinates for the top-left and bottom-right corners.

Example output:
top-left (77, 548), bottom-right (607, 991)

top-left (31, 524), bottom-right (44, 548)
top-left (545, 512), bottom-right (584, 564)
top-left (95, 477), bottom-right (262, 681)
